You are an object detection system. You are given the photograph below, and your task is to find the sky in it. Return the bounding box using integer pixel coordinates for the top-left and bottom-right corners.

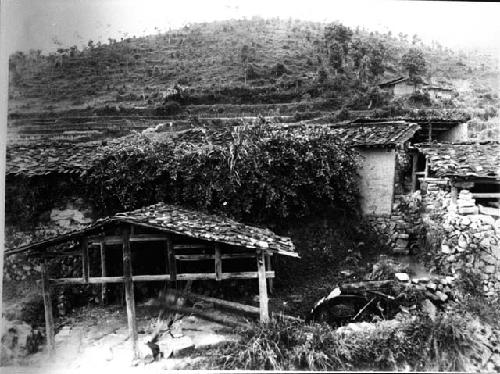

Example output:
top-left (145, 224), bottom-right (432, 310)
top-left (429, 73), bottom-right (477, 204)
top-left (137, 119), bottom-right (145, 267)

top-left (3, 0), bottom-right (500, 56)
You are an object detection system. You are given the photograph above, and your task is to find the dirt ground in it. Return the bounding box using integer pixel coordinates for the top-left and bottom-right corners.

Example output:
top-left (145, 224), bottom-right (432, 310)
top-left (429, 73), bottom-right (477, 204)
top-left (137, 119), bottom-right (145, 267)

top-left (2, 302), bottom-right (243, 372)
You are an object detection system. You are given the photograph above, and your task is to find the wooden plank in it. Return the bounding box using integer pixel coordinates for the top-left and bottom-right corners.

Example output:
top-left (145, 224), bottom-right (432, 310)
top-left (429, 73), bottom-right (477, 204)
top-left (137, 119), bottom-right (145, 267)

top-left (89, 234), bottom-right (169, 246)
top-left (411, 153), bottom-right (419, 192)
top-left (49, 271), bottom-right (276, 285)
top-left (214, 245), bottom-right (222, 281)
top-left (166, 235), bottom-right (177, 284)
top-left (265, 254), bottom-right (273, 294)
top-left (41, 260), bottom-right (55, 354)
top-left (175, 253), bottom-right (256, 261)
top-left (170, 290), bottom-right (303, 323)
top-left (100, 242), bottom-right (107, 304)
top-left (122, 226), bottom-right (138, 359)
top-left (472, 193), bottom-right (500, 199)
top-left (173, 244), bottom-right (210, 250)
top-left (81, 237), bottom-right (89, 283)
top-left (451, 186), bottom-right (458, 204)
top-left (257, 251), bottom-right (269, 323)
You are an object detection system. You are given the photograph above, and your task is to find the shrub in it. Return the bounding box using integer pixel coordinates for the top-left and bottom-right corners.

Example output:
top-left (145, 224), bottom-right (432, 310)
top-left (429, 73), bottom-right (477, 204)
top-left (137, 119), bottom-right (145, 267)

top-left (84, 125), bottom-right (360, 227)
top-left (192, 311), bottom-right (486, 371)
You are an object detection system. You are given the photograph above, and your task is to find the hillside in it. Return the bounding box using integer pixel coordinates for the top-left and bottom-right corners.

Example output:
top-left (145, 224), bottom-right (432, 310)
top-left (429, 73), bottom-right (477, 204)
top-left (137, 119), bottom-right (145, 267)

top-left (8, 18), bottom-right (499, 115)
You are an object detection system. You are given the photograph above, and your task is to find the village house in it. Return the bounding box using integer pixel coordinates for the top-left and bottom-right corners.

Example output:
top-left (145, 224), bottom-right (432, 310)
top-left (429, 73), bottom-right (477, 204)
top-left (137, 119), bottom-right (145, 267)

top-left (423, 85), bottom-right (454, 100)
top-left (378, 77), bottom-right (423, 97)
top-left (415, 141), bottom-right (500, 215)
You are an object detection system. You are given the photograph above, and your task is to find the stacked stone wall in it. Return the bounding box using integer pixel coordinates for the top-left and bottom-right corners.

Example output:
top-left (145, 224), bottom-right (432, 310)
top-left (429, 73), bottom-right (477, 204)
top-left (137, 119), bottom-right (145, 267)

top-left (367, 192), bottom-right (424, 255)
top-left (422, 186), bottom-right (500, 297)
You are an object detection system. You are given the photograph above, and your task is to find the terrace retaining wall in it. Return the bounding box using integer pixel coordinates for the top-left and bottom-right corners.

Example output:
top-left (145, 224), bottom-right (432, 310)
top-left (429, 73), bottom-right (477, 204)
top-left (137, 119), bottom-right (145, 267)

top-left (422, 185), bottom-right (500, 297)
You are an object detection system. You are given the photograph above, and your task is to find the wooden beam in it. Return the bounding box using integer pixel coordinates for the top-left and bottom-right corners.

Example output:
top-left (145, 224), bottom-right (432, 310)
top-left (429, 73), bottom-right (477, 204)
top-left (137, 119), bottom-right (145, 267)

top-left (49, 271), bottom-right (276, 285)
top-left (89, 234), bottom-right (170, 246)
top-left (472, 193), bottom-right (500, 199)
top-left (265, 254), bottom-right (273, 295)
top-left (175, 253), bottom-right (256, 261)
top-left (173, 244), bottom-right (210, 250)
top-left (451, 186), bottom-right (458, 204)
top-left (81, 237), bottom-right (89, 283)
top-left (122, 226), bottom-right (138, 359)
top-left (100, 242), bottom-right (107, 304)
top-left (169, 290), bottom-right (303, 323)
top-left (41, 260), bottom-right (55, 354)
top-left (166, 235), bottom-right (177, 284)
top-left (411, 153), bottom-right (418, 192)
top-left (257, 251), bottom-right (269, 323)
top-left (214, 245), bottom-right (222, 281)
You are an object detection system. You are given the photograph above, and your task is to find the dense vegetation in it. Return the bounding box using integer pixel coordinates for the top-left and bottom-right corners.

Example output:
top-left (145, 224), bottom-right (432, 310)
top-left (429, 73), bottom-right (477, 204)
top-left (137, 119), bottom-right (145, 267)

top-left (191, 294), bottom-right (499, 371)
top-left (84, 125), bottom-right (360, 227)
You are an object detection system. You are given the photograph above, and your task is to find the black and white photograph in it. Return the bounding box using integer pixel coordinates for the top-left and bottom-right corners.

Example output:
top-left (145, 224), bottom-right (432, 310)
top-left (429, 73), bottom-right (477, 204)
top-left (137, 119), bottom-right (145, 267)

top-left (0, 0), bottom-right (499, 372)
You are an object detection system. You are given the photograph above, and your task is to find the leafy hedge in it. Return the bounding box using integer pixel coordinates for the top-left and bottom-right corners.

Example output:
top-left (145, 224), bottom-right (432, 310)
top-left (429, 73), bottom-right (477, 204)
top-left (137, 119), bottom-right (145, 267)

top-left (84, 125), bottom-right (360, 227)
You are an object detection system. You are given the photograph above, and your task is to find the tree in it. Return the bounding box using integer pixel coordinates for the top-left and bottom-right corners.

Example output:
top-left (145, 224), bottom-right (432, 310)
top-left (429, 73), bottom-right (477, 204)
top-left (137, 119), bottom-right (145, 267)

top-left (328, 41), bottom-right (344, 72)
top-left (324, 23), bottom-right (353, 55)
top-left (401, 48), bottom-right (426, 83)
top-left (240, 44), bottom-right (253, 85)
top-left (317, 68), bottom-right (328, 84)
top-left (368, 43), bottom-right (385, 79)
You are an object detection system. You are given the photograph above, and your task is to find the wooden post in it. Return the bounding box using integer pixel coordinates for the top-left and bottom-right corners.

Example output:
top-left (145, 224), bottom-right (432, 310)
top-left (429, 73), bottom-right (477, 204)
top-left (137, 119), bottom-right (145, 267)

top-left (424, 158), bottom-right (429, 179)
top-left (411, 153), bottom-right (418, 192)
top-left (41, 260), bottom-right (55, 354)
top-left (427, 120), bottom-right (432, 142)
top-left (214, 245), bottom-right (222, 281)
top-left (122, 226), bottom-right (138, 359)
top-left (100, 242), bottom-right (107, 304)
top-left (256, 251), bottom-right (269, 323)
top-left (81, 237), bottom-right (89, 283)
top-left (166, 235), bottom-right (177, 286)
top-left (451, 185), bottom-right (458, 204)
top-left (265, 254), bottom-right (273, 294)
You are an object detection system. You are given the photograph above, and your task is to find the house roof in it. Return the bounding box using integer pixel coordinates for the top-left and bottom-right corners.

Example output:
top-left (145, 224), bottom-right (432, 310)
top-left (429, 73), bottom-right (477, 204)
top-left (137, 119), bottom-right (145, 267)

top-left (6, 143), bottom-right (105, 177)
top-left (325, 121), bottom-right (420, 148)
top-left (416, 142), bottom-right (500, 179)
top-left (7, 202), bottom-right (298, 258)
top-left (378, 76), bottom-right (408, 87)
top-left (6, 121), bottom-right (420, 178)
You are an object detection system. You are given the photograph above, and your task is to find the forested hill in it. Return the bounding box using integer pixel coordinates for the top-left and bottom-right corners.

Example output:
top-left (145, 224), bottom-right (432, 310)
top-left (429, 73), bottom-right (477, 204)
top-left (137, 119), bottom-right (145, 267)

top-left (8, 18), bottom-right (499, 114)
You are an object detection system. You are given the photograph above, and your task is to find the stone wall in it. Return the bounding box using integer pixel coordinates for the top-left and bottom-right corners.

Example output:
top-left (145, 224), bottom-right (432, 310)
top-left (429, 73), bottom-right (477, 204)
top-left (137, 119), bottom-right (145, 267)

top-left (422, 186), bottom-right (500, 297)
top-left (367, 192), bottom-right (424, 255)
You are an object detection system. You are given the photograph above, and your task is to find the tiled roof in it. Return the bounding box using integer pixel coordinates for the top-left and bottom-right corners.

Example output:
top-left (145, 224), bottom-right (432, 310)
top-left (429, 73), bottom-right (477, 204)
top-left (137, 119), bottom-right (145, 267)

top-left (6, 121), bottom-right (419, 177)
top-left (416, 142), bottom-right (500, 179)
top-left (174, 122), bottom-right (420, 148)
top-left (6, 143), bottom-right (104, 177)
top-left (324, 122), bottom-right (420, 147)
top-left (7, 202), bottom-right (298, 257)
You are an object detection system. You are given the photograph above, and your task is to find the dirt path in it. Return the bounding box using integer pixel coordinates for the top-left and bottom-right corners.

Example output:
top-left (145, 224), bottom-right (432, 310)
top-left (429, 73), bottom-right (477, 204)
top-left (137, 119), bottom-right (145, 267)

top-left (2, 304), bottom-right (241, 372)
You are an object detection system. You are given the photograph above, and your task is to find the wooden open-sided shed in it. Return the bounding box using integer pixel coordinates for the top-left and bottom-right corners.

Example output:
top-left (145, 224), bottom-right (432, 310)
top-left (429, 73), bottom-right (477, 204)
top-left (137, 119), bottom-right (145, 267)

top-left (6, 203), bottom-right (298, 358)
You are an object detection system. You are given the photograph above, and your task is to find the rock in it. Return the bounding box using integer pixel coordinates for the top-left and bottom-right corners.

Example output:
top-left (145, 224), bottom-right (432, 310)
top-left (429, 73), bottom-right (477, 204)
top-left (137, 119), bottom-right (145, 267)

top-left (484, 265), bottom-right (496, 274)
top-left (395, 273), bottom-right (410, 282)
top-left (459, 207), bottom-right (479, 215)
top-left (159, 335), bottom-right (195, 358)
top-left (441, 244), bottom-right (452, 254)
top-left (426, 283), bottom-right (437, 291)
top-left (421, 299), bottom-right (437, 321)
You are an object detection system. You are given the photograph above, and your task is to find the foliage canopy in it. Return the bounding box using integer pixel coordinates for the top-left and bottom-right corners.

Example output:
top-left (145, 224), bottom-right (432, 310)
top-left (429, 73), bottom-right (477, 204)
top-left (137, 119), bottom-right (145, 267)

top-left (84, 125), bottom-right (360, 227)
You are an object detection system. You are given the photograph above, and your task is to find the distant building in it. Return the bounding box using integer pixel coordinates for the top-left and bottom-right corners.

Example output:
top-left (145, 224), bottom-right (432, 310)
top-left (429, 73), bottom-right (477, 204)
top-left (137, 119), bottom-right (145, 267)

top-left (423, 86), bottom-right (454, 100)
top-left (378, 77), bottom-right (422, 97)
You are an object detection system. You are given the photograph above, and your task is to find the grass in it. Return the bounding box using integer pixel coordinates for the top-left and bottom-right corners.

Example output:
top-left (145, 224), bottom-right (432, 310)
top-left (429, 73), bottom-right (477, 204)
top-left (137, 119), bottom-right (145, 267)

top-left (189, 308), bottom-right (489, 371)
